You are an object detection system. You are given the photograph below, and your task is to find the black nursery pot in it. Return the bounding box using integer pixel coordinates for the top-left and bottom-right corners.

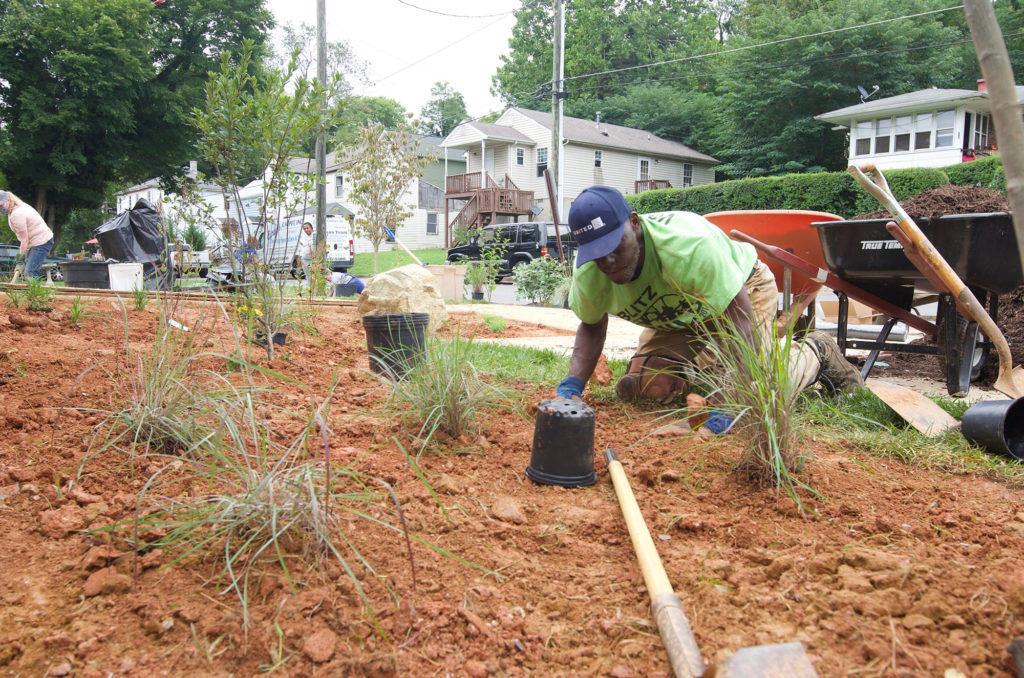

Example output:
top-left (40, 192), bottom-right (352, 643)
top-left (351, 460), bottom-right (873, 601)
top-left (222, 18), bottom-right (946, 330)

top-left (361, 312), bottom-right (429, 380)
top-left (526, 398), bottom-right (597, 487)
top-left (961, 397), bottom-right (1024, 460)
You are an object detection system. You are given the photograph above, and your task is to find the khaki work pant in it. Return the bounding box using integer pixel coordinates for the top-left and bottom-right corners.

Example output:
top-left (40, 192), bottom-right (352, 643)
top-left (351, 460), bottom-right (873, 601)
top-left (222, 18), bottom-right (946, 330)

top-left (635, 260), bottom-right (821, 390)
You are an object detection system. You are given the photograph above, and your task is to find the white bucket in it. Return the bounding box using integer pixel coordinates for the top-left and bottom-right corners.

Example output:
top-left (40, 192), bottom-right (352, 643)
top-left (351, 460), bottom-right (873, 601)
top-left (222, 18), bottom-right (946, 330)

top-left (108, 263), bottom-right (144, 291)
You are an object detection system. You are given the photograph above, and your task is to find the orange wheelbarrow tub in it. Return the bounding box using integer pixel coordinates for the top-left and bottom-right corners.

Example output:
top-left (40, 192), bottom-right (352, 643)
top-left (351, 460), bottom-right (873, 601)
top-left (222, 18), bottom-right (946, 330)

top-left (703, 210), bottom-right (843, 296)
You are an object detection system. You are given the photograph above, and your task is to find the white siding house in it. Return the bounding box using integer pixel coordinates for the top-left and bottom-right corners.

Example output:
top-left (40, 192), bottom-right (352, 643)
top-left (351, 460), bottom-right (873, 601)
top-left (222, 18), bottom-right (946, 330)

top-left (440, 107), bottom-right (719, 241)
top-left (815, 80), bottom-right (1023, 170)
top-left (115, 137), bottom-right (467, 256)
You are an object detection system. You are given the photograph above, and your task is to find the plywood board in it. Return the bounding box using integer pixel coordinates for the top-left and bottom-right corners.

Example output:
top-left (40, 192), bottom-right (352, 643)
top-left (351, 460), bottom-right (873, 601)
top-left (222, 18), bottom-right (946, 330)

top-left (866, 379), bottom-right (960, 437)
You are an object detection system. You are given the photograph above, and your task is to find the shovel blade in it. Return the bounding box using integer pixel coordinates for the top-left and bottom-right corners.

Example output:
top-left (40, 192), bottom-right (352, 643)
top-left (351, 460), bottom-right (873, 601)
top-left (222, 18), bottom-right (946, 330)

top-left (866, 379), bottom-right (959, 437)
top-left (994, 366), bottom-right (1024, 399)
top-left (713, 642), bottom-right (817, 678)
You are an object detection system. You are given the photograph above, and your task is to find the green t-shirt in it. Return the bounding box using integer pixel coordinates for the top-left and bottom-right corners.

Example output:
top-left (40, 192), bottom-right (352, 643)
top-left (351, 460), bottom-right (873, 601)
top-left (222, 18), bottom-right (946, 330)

top-left (569, 211), bottom-right (758, 330)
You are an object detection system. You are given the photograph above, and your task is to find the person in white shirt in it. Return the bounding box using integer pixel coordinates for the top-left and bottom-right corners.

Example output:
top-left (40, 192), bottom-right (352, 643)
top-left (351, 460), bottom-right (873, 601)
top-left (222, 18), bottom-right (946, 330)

top-left (297, 222), bottom-right (314, 286)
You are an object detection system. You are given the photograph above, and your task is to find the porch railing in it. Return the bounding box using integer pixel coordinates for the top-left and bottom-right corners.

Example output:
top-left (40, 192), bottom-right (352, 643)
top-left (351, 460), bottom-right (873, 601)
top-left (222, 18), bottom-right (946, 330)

top-left (446, 171), bottom-right (519, 194)
top-left (634, 179), bottom-right (672, 193)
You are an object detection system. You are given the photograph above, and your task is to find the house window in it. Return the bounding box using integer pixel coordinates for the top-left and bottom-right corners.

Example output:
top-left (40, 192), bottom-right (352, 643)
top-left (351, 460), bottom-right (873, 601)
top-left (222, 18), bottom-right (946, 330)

top-left (426, 213), bottom-right (438, 235)
top-left (914, 113), bottom-right (932, 149)
top-left (682, 163), bottom-right (693, 188)
top-left (536, 147), bottom-right (548, 177)
top-left (936, 109), bottom-right (955, 147)
top-left (894, 115), bottom-right (912, 152)
top-left (874, 118), bottom-right (892, 154)
top-left (638, 157), bottom-right (650, 181)
top-left (335, 175), bottom-right (344, 198)
top-left (516, 148), bottom-right (524, 166)
top-left (854, 121), bottom-right (873, 156)
top-left (974, 113), bottom-right (991, 149)
top-left (594, 150), bottom-right (602, 168)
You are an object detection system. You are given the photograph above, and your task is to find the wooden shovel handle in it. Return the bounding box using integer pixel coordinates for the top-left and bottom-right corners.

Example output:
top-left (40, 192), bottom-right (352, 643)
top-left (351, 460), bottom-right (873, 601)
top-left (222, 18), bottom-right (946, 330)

top-left (605, 448), bottom-right (707, 678)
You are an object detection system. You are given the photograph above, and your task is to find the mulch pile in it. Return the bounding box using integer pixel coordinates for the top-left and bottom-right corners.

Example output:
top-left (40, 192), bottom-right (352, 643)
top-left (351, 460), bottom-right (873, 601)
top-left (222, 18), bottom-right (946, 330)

top-left (848, 185), bottom-right (1021, 385)
top-left (851, 184), bottom-right (1011, 221)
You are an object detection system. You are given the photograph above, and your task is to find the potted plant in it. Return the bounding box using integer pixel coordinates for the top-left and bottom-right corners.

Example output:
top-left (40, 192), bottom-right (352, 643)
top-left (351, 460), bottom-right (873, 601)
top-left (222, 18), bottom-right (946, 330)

top-left (464, 261), bottom-right (491, 301)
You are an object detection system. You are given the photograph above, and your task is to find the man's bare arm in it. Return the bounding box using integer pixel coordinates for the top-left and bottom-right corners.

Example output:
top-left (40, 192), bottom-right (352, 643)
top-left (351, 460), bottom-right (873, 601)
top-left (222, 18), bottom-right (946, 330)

top-left (556, 315), bottom-right (608, 399)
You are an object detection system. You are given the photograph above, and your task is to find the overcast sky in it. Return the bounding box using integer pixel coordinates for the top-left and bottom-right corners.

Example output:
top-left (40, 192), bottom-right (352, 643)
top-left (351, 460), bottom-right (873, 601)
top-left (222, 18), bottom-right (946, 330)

top-left (264, 0), bottom-right (520, 120)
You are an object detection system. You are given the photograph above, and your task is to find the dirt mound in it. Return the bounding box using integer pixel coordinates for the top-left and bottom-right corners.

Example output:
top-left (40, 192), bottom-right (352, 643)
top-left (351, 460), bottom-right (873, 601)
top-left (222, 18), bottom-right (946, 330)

top-left (3, 296), bottom-right (1024, 676)
top-left (852, 184), bottom-right (1011, 221)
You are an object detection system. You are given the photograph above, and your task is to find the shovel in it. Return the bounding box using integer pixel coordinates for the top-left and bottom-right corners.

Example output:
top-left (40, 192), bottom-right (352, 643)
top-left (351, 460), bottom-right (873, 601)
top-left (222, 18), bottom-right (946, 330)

top-left (849, 164), bottom-right (1024, 398)
top-left (604, 448), bottom-right (818, 678)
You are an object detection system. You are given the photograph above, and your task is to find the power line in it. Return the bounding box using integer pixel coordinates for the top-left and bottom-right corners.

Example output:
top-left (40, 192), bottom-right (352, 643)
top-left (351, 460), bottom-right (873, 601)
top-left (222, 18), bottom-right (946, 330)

top-left (563, 33), bottom-right (1004, 98)
top-left (367, 15), bottom-right (509, 89)
top-left (550, 5), bottom-right (966, 86)
top-left (394, 0), bottom-right (515, 19)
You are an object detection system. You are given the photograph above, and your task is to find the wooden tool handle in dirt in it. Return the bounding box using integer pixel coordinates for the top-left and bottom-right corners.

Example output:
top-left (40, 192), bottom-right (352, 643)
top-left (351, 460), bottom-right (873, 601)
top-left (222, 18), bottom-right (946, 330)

top-left (604, 448), bottom-right (706, 678)
top-left (849, 164), bottom-right (1024, 398)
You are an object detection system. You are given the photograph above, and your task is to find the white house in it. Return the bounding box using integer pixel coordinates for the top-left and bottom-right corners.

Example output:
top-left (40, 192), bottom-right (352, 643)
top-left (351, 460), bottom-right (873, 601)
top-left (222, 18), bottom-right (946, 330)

top-left (440, 107), bottom-right (719, 244)
top-left (286, 136), bottom-right (466, 253)
top-left (114, 138), bottom-right (468, 255)
top-left (815, 80), bottom-right (1024, 170)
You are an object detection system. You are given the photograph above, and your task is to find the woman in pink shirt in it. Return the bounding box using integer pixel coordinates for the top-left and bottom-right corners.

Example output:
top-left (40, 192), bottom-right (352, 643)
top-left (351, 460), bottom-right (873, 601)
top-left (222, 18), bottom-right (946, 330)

top-left (0, 190), bottom-right (54, 280)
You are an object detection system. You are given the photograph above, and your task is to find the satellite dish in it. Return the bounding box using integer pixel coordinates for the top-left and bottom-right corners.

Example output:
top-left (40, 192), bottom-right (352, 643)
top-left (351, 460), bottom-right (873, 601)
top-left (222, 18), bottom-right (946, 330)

top-left (857, 85), bottom-right (880, 103)
top-left (530, 205), bottom-right (543, 216)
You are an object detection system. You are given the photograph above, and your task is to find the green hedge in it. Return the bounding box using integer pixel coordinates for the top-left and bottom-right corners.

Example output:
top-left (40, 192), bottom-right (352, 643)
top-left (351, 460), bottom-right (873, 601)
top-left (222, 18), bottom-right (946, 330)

top-left (628, 157), bottom-right (1005, 219)
top-left (943, 154), bottom-right (1006, 192)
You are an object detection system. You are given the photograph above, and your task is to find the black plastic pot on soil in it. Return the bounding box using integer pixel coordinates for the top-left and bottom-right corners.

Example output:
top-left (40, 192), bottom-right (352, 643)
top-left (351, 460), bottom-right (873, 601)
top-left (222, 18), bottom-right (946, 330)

top-left (362, 312), bottom-right (429, 380)
top-left (252, 331), bottom-right (287, 347)
top-left (526, 398), bottom-right (597, 487)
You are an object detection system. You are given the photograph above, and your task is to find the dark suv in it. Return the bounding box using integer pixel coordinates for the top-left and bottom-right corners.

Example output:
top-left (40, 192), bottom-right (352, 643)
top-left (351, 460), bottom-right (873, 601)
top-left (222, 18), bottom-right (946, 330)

top-left (446, 222), bottom-right (577, 280)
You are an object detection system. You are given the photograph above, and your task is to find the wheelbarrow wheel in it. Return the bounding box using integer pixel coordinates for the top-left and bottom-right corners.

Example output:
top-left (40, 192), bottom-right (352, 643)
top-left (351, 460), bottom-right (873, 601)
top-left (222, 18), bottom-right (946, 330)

top-left (938, 307), bottom-right (986, 397)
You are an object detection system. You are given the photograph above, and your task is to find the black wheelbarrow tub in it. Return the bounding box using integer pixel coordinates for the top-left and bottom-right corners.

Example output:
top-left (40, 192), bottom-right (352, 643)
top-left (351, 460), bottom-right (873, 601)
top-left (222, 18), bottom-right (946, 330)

top-left (812, 212), bottom-right (1021, 295)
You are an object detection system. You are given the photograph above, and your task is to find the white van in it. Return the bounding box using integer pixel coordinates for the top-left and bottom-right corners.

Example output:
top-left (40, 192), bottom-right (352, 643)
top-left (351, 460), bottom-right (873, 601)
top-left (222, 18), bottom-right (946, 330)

top-left (266, 204), bottom-right (356, 275)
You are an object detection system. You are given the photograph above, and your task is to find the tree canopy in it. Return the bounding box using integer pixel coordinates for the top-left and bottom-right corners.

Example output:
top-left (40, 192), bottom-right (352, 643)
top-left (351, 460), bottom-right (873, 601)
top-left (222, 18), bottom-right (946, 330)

top-left (491, 0), bottom-right (1015, 180)
top-left (418, 81), bottom-right (469, 137)
top-left (0, 0), bottom-right (271, 241)
top-left (332, 96), bottom-right (409, 148)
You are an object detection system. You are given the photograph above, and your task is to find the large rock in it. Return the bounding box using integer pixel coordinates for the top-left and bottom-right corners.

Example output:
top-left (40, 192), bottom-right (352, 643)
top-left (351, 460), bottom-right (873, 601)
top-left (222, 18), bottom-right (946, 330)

top-left (357, 264), bottom-right (448, 334)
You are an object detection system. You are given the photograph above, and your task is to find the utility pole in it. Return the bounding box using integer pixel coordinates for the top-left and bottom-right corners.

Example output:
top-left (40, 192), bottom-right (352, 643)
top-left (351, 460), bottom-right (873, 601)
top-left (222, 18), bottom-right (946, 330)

top-left (550, 0), bottom-right (565, 221)
top-left (315, 0), bottom-right (327, 248)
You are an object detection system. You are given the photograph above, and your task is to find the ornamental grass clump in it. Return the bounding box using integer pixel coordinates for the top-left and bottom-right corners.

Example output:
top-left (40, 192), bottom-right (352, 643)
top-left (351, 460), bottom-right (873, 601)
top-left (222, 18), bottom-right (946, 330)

top-left (100, 389), bottom-right (386, 629)
top-left (385, 334), bottom-right (510, 450)
top-left (80, 298), bottom-right (227, 461)
top-left (685, 312), bottom-right (815, 507)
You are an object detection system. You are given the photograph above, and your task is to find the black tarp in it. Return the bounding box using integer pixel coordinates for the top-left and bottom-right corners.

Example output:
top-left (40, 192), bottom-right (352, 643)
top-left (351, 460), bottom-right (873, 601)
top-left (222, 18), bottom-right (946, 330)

top-left (94, 198), bottom-right (172, 289)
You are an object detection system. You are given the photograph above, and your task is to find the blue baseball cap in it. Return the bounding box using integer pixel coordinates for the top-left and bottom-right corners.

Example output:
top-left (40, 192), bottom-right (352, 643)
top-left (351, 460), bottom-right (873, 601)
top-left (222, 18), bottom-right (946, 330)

top-left (568, 185), bottom-right (634, 268)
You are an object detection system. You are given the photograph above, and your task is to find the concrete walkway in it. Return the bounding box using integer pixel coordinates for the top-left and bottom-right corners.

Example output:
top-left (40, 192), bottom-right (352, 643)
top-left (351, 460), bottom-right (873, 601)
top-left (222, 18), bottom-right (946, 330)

top-left (446, 303), bottom-right (643, 360)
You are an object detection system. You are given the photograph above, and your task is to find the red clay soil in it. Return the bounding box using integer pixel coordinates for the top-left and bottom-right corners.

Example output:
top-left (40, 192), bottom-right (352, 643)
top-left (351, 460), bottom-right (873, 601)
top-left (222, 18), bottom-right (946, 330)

top-left (2, 296), bottom-right (1024, 677)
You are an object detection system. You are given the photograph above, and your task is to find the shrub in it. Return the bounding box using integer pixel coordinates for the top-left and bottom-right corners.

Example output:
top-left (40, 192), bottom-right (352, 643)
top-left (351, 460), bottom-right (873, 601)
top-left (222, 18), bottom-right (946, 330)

top-left (628, 163), bottom-right (988, 219)
top-left (24, 276), bottom-right (55, 311)
top-left (945, 154), bottom-right (1006, 193)
top-left (513, 256), bottom-right (569, 305)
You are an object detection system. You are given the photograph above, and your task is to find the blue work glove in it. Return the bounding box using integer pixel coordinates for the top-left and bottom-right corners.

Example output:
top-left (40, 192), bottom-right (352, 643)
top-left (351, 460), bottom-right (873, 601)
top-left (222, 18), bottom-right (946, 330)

top-left (703, 410), bottom-right (734, 434)
top-left (556, 376), bottom-right (585, 400)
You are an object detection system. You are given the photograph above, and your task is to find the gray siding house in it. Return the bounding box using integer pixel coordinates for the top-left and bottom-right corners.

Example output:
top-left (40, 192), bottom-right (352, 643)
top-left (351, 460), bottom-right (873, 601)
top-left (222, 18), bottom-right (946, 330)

top-left (441, 107), bottom-right (718, 245)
